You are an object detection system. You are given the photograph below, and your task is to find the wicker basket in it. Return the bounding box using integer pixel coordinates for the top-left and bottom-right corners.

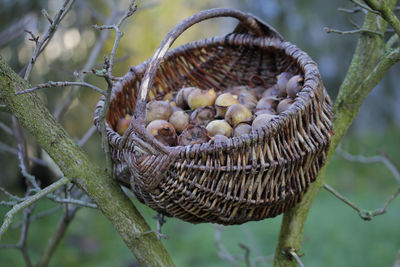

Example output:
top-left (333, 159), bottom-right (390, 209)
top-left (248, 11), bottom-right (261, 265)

top-left (94, 8), bottom-right (333, 225)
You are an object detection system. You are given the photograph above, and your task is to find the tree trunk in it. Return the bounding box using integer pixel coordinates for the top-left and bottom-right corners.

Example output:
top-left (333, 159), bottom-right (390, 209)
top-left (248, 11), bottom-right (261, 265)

top-left (0, 56), bottom-right (174, 267)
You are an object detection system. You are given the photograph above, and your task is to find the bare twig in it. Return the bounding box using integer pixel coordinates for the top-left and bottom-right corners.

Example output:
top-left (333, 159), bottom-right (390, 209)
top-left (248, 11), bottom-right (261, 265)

top-left (15, 81), bottom-right (105, 96)
top-left (52, 0), bottom-right (122, 121)
top-left (0, 121), bottom-right (12, 135)
top-left (93, 0), bottom-right (137, 78)
top-left (12, 206), bottom-right (61, 229)
top-left (288, 249), bottom-right (305, 267)
top-left (23, 0), bottom-right (76, 80)
top-left (152, 213), bottom-right (167, 240)
top-left (339, 150), bottom-right (400, 183)
top-left (24, 30), bottom-right (39, 45)
top-left (17, 145), bottom-right (40, 190)
top-left (0, 14), bottom-right (36, 47)
top-left (324, 183), bottom-right (400, 220)
top-left (324, 27), bottom-right (383, 37)
top-left (0, 177), bottom-right (70, 240)
top-left (77, 125), bottom-right (97, 147)
top-left (0, 142), bottom-right (47, 167)
top-left (238, 243), bottom-right (251, 267)
top-left (37, 205), bottom-right (79, 267)
top-left (338, 6), bottom-right (364, 14)
top-left (349, 0), bottom-right (380, 14)
top-left (214, 226), bottom-right (240, 267)
top-left (20, 207), bottom-right (33, 267)
top-left (46, 195), bottom-right (97, 209)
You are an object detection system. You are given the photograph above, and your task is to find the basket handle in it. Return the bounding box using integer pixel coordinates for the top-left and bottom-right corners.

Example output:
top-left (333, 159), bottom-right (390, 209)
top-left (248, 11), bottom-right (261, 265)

top-left (133, 8), bottom-right (283, 122)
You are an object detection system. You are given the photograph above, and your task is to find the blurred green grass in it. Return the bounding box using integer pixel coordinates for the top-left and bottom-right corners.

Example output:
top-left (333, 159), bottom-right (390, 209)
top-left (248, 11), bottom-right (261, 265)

top-left (1, 128), bottom-right (399, 267)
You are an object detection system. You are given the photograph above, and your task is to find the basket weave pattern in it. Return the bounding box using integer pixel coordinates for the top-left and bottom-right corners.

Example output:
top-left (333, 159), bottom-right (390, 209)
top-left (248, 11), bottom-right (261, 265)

top-left (94, 9), bottom-right (333, 225)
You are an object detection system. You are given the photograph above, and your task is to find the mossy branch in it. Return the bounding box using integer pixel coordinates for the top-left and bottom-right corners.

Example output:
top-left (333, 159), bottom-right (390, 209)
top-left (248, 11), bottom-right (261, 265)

top-left (0, 56), bottom-right (174, 267)
top-left (274, 2), bottom-right (399, 266)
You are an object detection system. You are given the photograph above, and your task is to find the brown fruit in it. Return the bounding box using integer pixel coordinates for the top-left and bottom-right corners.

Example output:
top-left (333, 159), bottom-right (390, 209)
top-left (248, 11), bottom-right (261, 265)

top-left (256, 96), bottom-right (279, 112)
top-left (234, 123), bottom-right (252, 137)
top-left (169, 110), bottom-right (189, 133)
top-left (286, 75), bottom-right (304, 99)
top-left (276, 98), bottom-right (295, 114)
top-left (146, 120), bottom-right (177, 146)
top-left (162, 91), bottom-right (175, 102)
top-left (178, 125), bottom-right (210, 146)
top-left (228, 85), bottom-right (258, 99)
top-left (225, 104), bottom-right (253, 127)
top-left (254, 109), bottom-right (277, 116)
top-left (276, 72), bottom-right (292, 97)
top-left (145, 100), bottom-right (173, 124)
top-left (238, 92), bottom-right (258, 111)
top-left (252, 114), bottom-right (277, 130)
top-left (206, 120), bottom-right (233, 137)
top-left (187, 88), bottom-right (217, 110)
top-left (116, 114), bottom-right (131, 135)
top-left (212, 134), bottom-right (229, 142)
top-left (190, 106), bottom-right (216, 127)
top-left (261, 85), bottom-right (279, 98)
top-left (215, 93), bottom-right (239, 117)
top-left (175, 87), bottom-right (196, 109)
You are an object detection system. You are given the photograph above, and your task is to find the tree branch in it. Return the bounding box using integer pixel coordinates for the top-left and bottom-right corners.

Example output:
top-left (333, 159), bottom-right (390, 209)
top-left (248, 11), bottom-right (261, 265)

top-left (274, 2), bottom-right (399, 265)
top-left (0, 177), bottom-right (70, 240)
top-left (0, 57), bottom-right (174, 266)
top-left (15, 81), bottom-right (105, 96)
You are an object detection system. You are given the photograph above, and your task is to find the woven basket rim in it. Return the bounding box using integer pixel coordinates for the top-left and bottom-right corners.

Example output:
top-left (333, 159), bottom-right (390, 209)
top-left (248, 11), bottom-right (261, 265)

top-left (94, 33), bottom-right (323, 155)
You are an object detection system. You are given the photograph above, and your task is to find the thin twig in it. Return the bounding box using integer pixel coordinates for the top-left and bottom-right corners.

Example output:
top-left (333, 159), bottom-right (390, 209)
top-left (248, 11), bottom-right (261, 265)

top-left (0, 141), bottom-right (48, 167)
top-left (12, 206), bottom-right (61, 229)
top-left (46, 196), bottom-right (97, 209)
top-left (349, 0), bottom-right (380, 14)
top-left (339, 150), bottom-right (400, 184)
top-left (77, 125), bottom-right (97, 147)
top-left (19, 206), bottom-right (33, 267)
top-left (17, 145), bottom-right (40, 190)
top-left (324, 27), bottom-right (383, 37)
top-left (338, 7), bottom-right (364, 14)
top-left (323, 184), bottom-right (400, 220)
top-left (0, 121), bottom-right (12, 135)
top-left (93, 0), bottom-right (137, 78)
top-left (238, 243), bottom-right (251, 267)
top-left (37, 205), bottom-right (79, 267)
top-left (0, 187), bottom-right (23, 202)
top-left (214, 226), bottom-right (240, 267)
top-left (52, 1), bottom-right (120, 121)
top-left (23, 0), bottom-right (76, 80)
top-left (15, 81), bottom-right (105, 96)
top-left (289, 249), bottom-right (305, 267)
top-left (0, 177), bottom-right (70, 240)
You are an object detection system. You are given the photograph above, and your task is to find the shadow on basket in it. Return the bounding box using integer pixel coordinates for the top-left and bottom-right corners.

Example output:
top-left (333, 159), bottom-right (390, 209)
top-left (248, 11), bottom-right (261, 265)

top-left (94, 8), bottom-right (333, 225)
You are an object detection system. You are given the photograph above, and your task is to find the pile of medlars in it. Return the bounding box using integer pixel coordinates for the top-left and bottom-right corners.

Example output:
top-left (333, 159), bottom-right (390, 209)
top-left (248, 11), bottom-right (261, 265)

top-left (116, 72), bottom-right (303, 146)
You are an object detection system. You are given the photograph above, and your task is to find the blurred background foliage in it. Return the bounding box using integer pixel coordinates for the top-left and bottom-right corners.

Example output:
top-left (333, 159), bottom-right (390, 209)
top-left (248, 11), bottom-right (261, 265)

top-left (0, 0), bottom-right (399, 266)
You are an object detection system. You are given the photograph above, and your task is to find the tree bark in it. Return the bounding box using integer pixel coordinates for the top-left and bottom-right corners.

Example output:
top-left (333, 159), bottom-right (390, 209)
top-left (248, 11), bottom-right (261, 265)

top-left (0, 57), bottom-right (174, 267)
top-left (274, 3), bottom-right (399, 266)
